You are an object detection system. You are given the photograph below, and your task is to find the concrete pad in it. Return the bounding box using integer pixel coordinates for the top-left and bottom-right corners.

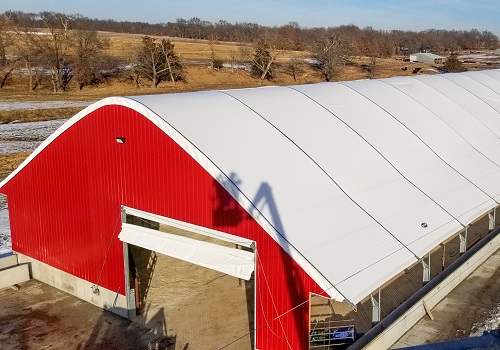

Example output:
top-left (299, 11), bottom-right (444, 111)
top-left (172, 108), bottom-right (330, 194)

top-left (392, 247), bottom-right (500, 348)
top-left (0, 264), bottom-right (29, 290)
top-left (0, 254), bottom-right (17, 270)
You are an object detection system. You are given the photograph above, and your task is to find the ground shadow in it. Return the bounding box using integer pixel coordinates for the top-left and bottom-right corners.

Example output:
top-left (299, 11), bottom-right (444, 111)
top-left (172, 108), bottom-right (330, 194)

top-left (77, 307), bottom-right (175, 350)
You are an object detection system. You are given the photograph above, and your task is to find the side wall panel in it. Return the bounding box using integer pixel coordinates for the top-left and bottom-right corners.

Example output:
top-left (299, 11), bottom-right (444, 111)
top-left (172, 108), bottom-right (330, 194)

top-left (1, 105), bottom-right (324, 350)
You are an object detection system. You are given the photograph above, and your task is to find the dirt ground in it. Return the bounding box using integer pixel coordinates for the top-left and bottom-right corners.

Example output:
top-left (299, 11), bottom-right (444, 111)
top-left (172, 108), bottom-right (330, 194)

top-left (0, 279), bottom-right (171, 350)
top-left (0, 250), bottom-right (254, 350)
top-left (129, 248), bottom-right (254, 350)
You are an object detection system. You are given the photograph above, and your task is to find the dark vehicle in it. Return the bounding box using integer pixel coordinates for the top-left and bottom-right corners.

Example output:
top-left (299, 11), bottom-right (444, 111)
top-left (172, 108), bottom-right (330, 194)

top-left (310, 322), bottom-right (356, 348)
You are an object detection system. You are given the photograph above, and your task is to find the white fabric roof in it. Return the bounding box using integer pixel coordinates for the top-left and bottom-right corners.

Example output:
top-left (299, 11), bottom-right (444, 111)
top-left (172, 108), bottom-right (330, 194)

top-left (2, 69), bottom-right (500, 305)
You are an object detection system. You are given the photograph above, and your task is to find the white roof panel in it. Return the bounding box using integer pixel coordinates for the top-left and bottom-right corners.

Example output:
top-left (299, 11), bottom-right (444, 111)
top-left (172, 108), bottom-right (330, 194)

top-left (293, 82), bottom-right (495, 225)
top-left (342, 79), bottom-right (500, 203)
top-left (463, 70), bottom-right (500, 95)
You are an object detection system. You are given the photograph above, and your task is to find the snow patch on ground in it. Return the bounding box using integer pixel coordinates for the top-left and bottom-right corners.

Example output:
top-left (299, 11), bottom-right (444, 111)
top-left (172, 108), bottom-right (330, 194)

top-left (0, 119), bottom-right (67, 155)
top-left (469, 303), bottom-right (500, 337)
top-left (459, 53), bottom-right (500, 65)
top-left (0, 101), bottom-right (91, 111)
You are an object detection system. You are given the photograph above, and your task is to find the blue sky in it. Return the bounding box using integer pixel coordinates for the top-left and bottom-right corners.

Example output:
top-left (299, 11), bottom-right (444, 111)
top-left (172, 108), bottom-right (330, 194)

top-left (2, 0), bottom-right (500, 37)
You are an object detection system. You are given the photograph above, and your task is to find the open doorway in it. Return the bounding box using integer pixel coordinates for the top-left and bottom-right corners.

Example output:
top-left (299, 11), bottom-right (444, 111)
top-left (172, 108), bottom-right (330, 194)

top-left (121, 207), bottom-right (256, 350)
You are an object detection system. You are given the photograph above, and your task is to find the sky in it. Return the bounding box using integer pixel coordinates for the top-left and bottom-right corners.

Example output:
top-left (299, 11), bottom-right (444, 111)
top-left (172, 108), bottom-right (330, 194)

top-left (1, 0), bottom-right (500, 37)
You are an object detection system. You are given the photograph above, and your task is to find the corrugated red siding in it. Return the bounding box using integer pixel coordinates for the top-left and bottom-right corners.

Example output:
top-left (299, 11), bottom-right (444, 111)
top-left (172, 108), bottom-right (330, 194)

top-left (1, 105), bottom-right (325, 349)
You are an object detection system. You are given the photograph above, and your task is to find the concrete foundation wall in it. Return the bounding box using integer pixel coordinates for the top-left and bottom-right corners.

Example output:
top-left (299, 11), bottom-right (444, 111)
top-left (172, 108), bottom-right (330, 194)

top-left (0, 262), bottom-right (30, 290)
top-left (17, 253), bottom-right (129, 318)
top-left (0, 254), bottom-right (18, 270)
top-left (362, 232), bottom-right (500, 350)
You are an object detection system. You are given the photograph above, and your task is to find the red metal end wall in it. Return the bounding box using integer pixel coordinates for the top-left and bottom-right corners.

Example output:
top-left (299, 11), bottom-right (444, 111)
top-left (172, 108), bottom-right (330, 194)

top-left (1, 105), bottom-right (325, 349)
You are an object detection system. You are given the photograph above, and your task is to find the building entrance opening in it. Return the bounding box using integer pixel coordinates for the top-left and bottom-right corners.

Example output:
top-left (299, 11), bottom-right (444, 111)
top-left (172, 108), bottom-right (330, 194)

top-left (120, 206), bottom-right (256, 350)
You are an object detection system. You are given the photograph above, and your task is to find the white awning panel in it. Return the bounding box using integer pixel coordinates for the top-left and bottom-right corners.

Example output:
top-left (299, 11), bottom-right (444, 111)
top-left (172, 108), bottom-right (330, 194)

top-left (119, 223), bottom-right (255, 280)
top-left (122, 206), bottom-right (255, 248)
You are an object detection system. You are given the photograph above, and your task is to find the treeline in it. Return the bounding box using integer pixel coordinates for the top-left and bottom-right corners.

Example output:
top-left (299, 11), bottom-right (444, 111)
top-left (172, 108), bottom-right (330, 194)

top-left (4, 11), bottom-right (499, 54)
top-left (0, 11), bottom-right (497, 93)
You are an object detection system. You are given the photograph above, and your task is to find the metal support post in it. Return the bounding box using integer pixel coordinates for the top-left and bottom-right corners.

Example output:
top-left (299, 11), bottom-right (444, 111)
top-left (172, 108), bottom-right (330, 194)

top-left (441, 243), bottom-right (446, 272)
top-left (459, 227), bottom-right (467, 256)
top-left (489, 208), bottom-right (496, 231)
top-left (422, 253), bottom-right (430, 286)
top-left (121, 206), bottom-right (136, 320)
top-left (371, 287), bottom-right (381, 327)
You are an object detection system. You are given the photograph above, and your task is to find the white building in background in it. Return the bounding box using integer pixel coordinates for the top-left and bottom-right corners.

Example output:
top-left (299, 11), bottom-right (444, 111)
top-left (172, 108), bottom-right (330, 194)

top-left (410, 52), bottom-right (444, 63)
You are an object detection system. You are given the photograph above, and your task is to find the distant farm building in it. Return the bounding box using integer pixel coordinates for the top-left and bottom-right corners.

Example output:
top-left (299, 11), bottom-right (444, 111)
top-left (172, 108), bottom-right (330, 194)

top-left (1, 70), bottom-right (500, 349)
top-left (410, 52), bottom-right (444, 63)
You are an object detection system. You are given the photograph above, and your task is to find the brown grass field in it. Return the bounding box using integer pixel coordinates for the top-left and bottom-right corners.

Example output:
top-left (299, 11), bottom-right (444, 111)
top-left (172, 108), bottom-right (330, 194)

top-left (1, 30), bottom-right (448, 102)
top-left (0, 153), bottom-right (29, 180)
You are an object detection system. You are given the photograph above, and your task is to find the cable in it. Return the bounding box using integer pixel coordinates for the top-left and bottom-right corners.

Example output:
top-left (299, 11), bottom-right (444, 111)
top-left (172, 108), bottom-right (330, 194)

top-left (95, 211), bottom-right (122, 288)
top-left (255, 250), bottom-right (293, 350)
top-left (220, 90), bottom-right (420, 296)
top-left (438, 72), bottom-right (500, 138)
top-left (402, 76), bottom-right (500, 168)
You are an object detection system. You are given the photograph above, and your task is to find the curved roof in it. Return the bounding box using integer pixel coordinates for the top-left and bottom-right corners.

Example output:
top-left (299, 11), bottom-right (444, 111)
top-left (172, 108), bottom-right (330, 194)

top-left (2, 69), bottom-right (500, 305)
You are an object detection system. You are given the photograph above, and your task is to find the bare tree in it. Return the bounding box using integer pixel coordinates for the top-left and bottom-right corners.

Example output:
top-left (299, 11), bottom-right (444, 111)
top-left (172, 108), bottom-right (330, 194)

top-left (311, 34), bottom-right (353, 82)
top-left (228, 49), bottom-right (239, 74)
top-left (11, 25), bottom-right (45, 91)
top-left (30, 12), bottom-right (72, 92)
top-left (284, 57), bottom-right (303, 82)
top-left (246, 38), bottom-right (282, 81)
top-left (72, 29), bottom-right (112, 89)
top-left (134, 36), bottom-right (184, 87)
top-left (0, 13), bottom-right (14, 88)
top-left (0, 12), bottom-right (13, 66)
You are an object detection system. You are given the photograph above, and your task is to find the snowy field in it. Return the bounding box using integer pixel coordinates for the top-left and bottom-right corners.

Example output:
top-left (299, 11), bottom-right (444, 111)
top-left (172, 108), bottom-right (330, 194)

top-left (459, 53), bottom-right (500, 66)
top-left (0, 119), bottom-right (67, 155)
top-left (0, 100), bottom-right (90, 111)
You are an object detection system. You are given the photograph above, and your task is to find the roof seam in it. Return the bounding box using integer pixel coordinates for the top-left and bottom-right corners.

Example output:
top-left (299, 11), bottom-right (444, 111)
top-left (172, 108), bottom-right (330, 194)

top-left (216, 89), bottom-right (357, 304)
top-left (397, 76), bottom-right (500, 169)
top-left (222, 88), bottom-right (423, 263)
top-left (285, 85), bottom-right (436, 261)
